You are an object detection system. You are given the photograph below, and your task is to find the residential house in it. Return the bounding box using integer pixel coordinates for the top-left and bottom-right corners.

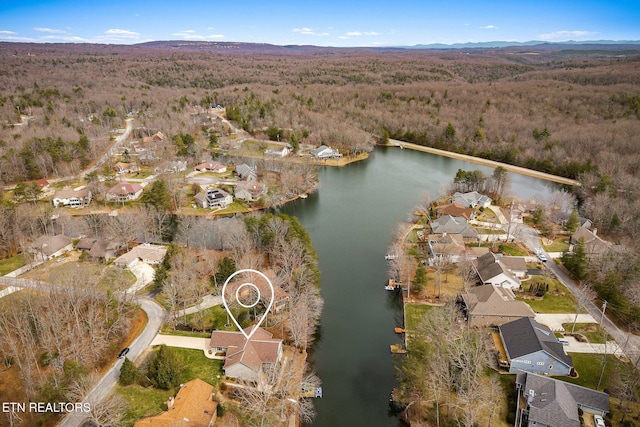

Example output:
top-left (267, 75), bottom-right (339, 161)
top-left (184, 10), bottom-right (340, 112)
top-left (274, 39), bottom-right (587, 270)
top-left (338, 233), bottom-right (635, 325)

top-left (209, 327), bottom-right (283, 383)
top-left (570, 227), bottom-right (610, 259)
top-left (430, 215), bottom-right (479, 239)
top-left (435, 201), bottom-right (475, 221)
top-left (474, 252), bottom-right (522, 289)
top-left (28, 235), bottom-right (73, 261)
top-left (142, 131), bottom-right (166, 144)
top-left (134, 378), bottom-right (217, 427)
top-left (234, 182), bottom-right (266, 202)
top-left (452, 191), bottom-right (492, 208)
top-left (425, 233), bottom-right (467, 263)
top-left (310, 145), bottom-right (341, 159)
top-left (499, 317), bottom-right (573, 376)
top-left (457, 284), bottom-right (535, 327)
top-left (76, 238), bottom-right (122, 261)
top-left (195, 161), bottom-right (227, 173)
top-left (195, 186), bottom-right (233, 209)
top-left (499, 256), bottom-right (528, 279)
top-left (264, 145), bottom-right (291, 158)
top-left (163, 160), bottom-right (187, 173)
top-left (235, 163), bottom-right (258, 181)
top-left (35, 178), bottom-right (55, 198)
top-left (52, 187), bottom-right (92, 208)
top-left (114, 162), bottom-right (140, 174)
top-left (114, 243), bottom-right (167, 268)
top-left (106, 181), bottom-right (144, 203)
top-left (515, 372), bottom-right (609, 427)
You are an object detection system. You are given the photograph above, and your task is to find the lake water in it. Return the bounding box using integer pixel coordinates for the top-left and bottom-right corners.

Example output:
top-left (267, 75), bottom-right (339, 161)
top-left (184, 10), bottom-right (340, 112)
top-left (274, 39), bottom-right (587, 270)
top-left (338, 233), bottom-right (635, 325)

top-left (282, 146), bottom-right (558, 426)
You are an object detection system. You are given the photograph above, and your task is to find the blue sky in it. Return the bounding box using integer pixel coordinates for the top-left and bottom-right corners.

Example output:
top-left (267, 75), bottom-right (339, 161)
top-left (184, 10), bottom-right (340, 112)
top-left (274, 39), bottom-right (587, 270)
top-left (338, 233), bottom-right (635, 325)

top-left (1, 0), bottom-right (639, 46)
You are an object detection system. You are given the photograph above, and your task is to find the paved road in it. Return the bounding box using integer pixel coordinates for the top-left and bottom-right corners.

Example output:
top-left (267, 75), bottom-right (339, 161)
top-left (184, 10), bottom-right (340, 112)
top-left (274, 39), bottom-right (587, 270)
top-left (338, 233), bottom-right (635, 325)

top-left (515, 222), bottom-right (640, 362)
top-left (58, 297), bottom-right (165, 427)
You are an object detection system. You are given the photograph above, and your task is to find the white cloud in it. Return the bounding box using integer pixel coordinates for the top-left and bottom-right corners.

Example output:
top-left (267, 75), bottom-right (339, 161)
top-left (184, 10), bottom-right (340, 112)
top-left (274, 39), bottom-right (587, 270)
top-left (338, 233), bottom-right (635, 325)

top-left (345, 31), bottom-right (380, 37)
top-left (104, 28), bottom-right (141, 38)
top-left (0, 30), bottom-right (17, 35)
top-left (480, 25), bottom-right (497, 30)
top-left (292, 27), bottom-right (330, 36)
top-left (42, 35), bottom-right (88, 42)
top-left (34, 27), bottom-right (66, 34)
top-left (538, 30), bottom-right (596, 40)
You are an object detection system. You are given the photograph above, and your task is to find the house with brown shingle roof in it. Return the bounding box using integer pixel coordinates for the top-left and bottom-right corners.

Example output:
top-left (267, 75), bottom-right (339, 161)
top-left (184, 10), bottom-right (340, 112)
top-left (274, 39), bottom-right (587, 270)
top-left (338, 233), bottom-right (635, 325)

top-left (134, 378), bottom-right (217, 427)
top-left (106, 181), bottom-right (144, 203)
top-left (458, 284), bottom-right (535, 327)
top-left (435, 201), bottom-right (475, 221)
top-left (209, 327), bottom-right (282, 383)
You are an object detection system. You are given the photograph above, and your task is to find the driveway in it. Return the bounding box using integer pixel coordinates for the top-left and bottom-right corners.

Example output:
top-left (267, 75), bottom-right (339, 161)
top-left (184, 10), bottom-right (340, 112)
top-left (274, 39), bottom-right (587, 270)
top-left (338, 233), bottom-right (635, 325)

top-left (561, 335), bottom-right (623, 355)
top-left (535, 313), bottom-right (598, 332)
top-left (150, 334), bottom-right (220, 360)
top-left (128, 261), bottom-right (155, 293)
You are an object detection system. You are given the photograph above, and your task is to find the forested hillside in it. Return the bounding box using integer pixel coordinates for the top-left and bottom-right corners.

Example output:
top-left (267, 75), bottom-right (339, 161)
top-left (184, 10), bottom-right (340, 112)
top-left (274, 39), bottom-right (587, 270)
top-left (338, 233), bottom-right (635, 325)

top-left (1, 42), bottom-right (639, 248)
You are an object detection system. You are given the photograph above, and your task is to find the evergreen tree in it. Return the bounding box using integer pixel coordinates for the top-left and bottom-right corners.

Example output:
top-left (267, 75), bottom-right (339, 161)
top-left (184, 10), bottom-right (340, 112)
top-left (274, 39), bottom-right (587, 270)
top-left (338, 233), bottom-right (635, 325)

top-left (147, 345), bottom-right (185, 390)
top-left (565, 209), bottom-right (580, 233)
top-left (119, 357), bottom-right (140, 386)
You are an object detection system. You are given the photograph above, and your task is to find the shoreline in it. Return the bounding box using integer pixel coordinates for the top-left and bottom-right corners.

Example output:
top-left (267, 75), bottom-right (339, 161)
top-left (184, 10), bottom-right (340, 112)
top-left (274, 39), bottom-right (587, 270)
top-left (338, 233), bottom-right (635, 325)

top-left (384, 139), bottom-right (580, 186)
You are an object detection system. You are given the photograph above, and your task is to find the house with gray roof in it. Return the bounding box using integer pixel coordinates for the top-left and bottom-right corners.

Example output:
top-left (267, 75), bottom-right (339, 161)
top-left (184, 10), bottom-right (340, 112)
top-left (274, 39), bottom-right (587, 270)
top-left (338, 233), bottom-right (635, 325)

top-left (474, 252), bottom-right (521, 289)
top-left (310, 145), bottom-right (341, 159)
top-left (430, 215), bottom-right (478, 240)
top-left (515, 372), bottom-right (609, 427)
top-left (28, 235), bottom-right (73, 261)
top-left (452, 191), bottom-right (492, 208)
top-left (235, 163), bottom-right (258, 181)
top-left (194, 185), bottom-right (233, 209)
top-left (570, 227), bottom-right (611, 259)
top-left (499, 317), bottom-right (573, 376)
top-left (458, 284), bottom-right (535, 328)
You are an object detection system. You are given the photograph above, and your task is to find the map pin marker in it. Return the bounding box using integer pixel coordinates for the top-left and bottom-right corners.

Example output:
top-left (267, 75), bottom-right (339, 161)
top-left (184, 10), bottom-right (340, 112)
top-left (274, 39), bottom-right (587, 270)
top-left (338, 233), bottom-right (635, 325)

top-left (221, 269), bottom-right (274, 341)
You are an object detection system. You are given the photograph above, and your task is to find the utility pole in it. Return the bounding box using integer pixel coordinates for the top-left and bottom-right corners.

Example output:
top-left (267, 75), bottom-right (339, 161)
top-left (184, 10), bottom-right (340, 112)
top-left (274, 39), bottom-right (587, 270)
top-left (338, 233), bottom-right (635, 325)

top-left (599, 300), bottom-right (607, 327)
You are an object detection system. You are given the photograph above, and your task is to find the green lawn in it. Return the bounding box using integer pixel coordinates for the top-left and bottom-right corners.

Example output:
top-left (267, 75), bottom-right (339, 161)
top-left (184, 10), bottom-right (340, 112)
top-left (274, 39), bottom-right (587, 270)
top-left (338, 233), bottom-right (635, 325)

top-left (517, 278), bottom-right (577, 313)
top-left (497, 243), bottom-right (528, 256)
top-left (543, 237), bottom-right (570, 253)
top-left (118, 348), bottom-right (224, 426)
top-left (0, 254), bottom-right (26, 275)
top-left (561, 353), bottom-right (628, 392)
top-left (97, 266), bottom-right (137, 291)
top-left (404, 304), bottom-right (435, 334)
top-left (561, 323), bottom-right (612, 343)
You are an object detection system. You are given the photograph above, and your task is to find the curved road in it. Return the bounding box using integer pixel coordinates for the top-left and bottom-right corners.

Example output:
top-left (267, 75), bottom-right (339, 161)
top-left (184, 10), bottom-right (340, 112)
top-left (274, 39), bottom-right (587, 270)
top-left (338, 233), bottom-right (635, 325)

top-left (515, 222), bottom-right (640, 362)
top-left (58, 297), bottom-right (165, 427)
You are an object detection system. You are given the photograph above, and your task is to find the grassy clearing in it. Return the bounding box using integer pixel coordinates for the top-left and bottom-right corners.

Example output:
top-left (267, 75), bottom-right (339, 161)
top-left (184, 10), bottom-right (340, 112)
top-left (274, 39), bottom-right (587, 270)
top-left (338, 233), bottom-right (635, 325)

top-left (562, 353), bottom-right (628, 392)
top-left (0, 254), bottom-right (26, 275)
top-left (543, 237), bottom-right (570, 253)
top-left (562, 323), bottom-right (612, 343)
top-left (118, 348), bottom-right (224, 426)
top-left (405, 304), bottom-right (435, 334)
top-left (517, 278), bottom-right (577, 313)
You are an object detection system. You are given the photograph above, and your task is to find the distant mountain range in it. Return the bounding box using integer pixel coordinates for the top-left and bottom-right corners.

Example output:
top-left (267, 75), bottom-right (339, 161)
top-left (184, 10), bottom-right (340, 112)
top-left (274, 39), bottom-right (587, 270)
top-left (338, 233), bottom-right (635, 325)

top-left (401, 40), bottom-right (640, 49)
top-left (132, 39), bottom-right (640, 54)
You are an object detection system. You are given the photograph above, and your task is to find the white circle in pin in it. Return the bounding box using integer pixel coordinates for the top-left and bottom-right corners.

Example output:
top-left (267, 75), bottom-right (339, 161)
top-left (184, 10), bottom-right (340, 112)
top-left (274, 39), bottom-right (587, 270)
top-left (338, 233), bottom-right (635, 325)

top-left (235, 282), bottom-right (261, 308)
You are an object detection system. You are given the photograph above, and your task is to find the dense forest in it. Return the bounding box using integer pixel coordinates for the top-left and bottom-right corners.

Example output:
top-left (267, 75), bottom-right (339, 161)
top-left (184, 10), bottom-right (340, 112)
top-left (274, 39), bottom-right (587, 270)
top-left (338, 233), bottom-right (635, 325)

top-left (1, 41), bottom-right (639, 319)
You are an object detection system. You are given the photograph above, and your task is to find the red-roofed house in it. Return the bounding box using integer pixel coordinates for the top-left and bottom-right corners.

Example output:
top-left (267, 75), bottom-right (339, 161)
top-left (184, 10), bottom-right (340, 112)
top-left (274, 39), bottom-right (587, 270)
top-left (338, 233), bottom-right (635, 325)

top-left (106, 181), bottom-right (143, 202)
top-left (195, 162), bottom-right (227, 173)
top-left (209, 327), bottom-right (282, 383)
top-left (435, 201), bottom-right (475, 221)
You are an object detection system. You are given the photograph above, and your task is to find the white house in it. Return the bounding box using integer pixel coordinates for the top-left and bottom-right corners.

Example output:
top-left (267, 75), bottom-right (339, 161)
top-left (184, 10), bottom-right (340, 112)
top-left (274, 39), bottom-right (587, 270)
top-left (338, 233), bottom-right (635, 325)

top-left (474, 252), bottom-right (521, 289)
top-left (453, 191), bottom-right (492, 208)
top-left (113, 243), bottom-right (167, 268)
top-left (310, 145), bottom-right (341, 159)
top-left (194, 186), bottom-right (233, 209)
top-left (264, 145), bottom-right (291, 158)
top-left (106, 181), bottom-right (144, 203)
top-left (52, 187), bottom-right (92, 208)
top-left (195, 162), bottom-right (227, 173)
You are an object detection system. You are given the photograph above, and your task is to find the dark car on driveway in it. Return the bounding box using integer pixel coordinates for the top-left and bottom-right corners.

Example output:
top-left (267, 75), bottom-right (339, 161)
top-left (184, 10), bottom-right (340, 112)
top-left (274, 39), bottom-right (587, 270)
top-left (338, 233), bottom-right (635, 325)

top-left (118, 347), bottom-right (130, 359)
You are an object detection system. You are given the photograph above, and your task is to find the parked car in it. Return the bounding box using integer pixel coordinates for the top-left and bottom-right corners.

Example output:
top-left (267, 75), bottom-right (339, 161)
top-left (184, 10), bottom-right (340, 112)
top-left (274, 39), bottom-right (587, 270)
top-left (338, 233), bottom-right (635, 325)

top-left (537, 251), bottom-right (547, 262)
top-left (594, 414), bottom-right (606, 427)
top-left (118, 347), bottom-right (130, 359)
